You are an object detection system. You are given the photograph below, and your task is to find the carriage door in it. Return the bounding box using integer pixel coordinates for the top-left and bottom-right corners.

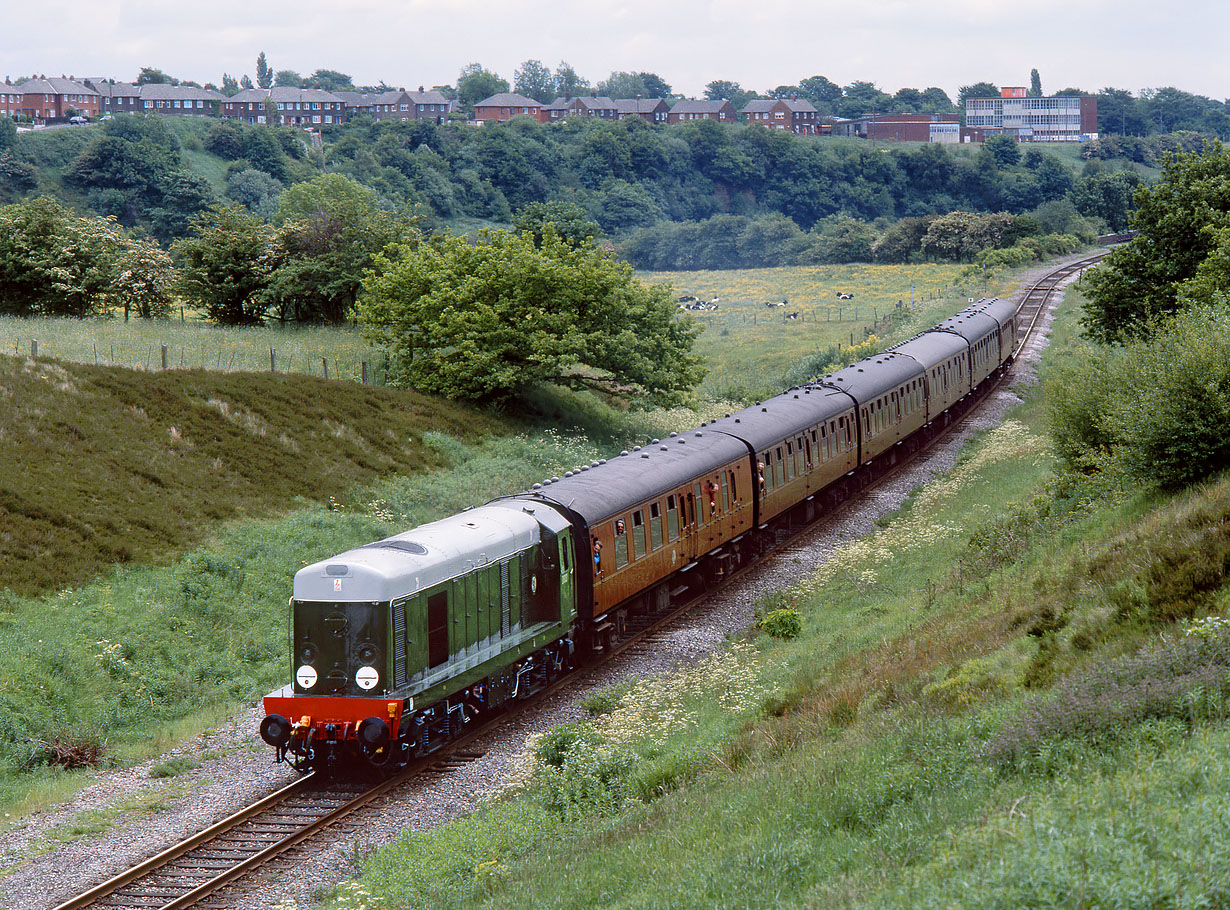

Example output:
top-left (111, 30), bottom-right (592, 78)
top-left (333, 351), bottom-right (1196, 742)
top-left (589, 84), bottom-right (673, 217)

top-left (557, 530), bottom-right (576, 622)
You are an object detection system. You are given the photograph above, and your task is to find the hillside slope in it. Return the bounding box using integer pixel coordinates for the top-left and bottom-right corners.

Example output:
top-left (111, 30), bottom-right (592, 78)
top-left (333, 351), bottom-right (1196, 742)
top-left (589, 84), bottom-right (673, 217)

top-left (0, 355), bottom-right (502, 595)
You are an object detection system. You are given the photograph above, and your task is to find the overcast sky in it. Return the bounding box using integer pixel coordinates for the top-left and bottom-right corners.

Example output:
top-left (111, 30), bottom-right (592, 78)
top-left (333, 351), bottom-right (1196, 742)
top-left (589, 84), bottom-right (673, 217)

top-left (7, 0), bottom-right (1228, 101)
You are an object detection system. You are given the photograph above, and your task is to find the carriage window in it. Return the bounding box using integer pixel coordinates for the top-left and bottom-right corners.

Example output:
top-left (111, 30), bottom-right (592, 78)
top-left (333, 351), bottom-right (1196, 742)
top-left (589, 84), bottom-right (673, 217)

top-left (785, 441), bottom-right (794, 480)
top-left (614, 519), bottom-right (629, 568)
top-left (666, 495), bottom-right (679, 540)
top-left (650, 502), bottom-right (663, 549)
top-left (632, 510), bottom-right (647, 559)
top-left (728, 470), bottom-right (738, 505)
top-left (775, 447), bottom-right (785, 486)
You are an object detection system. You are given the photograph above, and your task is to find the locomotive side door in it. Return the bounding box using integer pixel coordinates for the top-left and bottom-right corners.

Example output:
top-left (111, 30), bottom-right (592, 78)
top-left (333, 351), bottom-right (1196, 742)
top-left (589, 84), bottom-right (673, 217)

top-left (557, 529), bottom-right (576, 623)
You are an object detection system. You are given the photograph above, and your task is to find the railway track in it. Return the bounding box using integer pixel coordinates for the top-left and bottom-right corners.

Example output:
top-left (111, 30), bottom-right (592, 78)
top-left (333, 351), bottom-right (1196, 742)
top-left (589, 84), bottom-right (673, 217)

top-left (52, 249), bottom-right (1106, 910)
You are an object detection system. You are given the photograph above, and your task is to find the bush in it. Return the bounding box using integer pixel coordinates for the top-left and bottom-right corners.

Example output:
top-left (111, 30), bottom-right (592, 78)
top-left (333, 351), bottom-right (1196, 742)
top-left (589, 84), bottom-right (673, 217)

top-left (757, 607), bottom-right (802, 640)
top-left (1101, 304), bottom-right (1230, 489)
top-left (984, 628), bottom-right (1230, 767)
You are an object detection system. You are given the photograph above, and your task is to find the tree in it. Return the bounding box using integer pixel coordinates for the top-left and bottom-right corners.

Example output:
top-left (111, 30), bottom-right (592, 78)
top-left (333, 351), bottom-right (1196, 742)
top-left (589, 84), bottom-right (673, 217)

top-left (1029, 68), bottom-right (1043, 97)
top-left (1097, 87), bottom-right (1148, 137)
top-left (553, 62), bottom-right (590, 99)
top-left (225, 168), bottom-right (283, 219)
top-left (265, 174), bottom-right (401, 323)
top-left (0, 116), bottom-right (16, 152)
top-left (1082, 141), bottom-right (1230, 343)
top-left (598, 71), bottom-right (672, 100)
top-left (958, 81), bottom-right (1000, 109)
top-left (514, 59), bottom-right (555, 103)
top-left (274, 70), bottom-right (303, 88)
top-left (457, 64), bottom-right (510, 111)
top-left (241, 74), bottom-right (254, 90)
top-left (513, 200), bottom-right (601, 248)
top-left (112, 239), bottom-right (175, 319)
top-left (221, 73), bottom-right (240, 96)
top-left (983, 133), bottom-right (1022, 168)
top-left (137, 67), bottom-right (173, 86)
top-left (358, 228), bottom-right (705, 405)
top-left (172, 204), bottom-right (278, 325)
top-left (920, 87), bottom-right (956, 112)
top-left (704, 80), bottom-right (755, 111)
top-left (256, 52), bottom-right (272, 89)
top-left (309, 69), bottom-right (353, 92)
top-left (839, 81), bottom-right (893, 117)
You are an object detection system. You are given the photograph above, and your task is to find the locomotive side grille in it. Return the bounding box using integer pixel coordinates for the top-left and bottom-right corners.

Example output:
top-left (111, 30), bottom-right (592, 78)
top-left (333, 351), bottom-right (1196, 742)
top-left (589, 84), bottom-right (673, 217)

top-left (500, 561), bottom-right (511, 637)
top-left (393, 598), bottom-right (407, 686)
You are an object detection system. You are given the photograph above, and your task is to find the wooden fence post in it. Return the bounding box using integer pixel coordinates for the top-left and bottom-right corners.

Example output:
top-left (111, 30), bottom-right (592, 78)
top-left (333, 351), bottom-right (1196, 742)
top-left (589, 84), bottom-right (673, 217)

top-left (270, 348), bottom-right (276, 373)
top-left (31, 340), bottom-right (37, 357)
top-left (322, 358), bottom-right (328, 380)
top-left (161, 345), bottom-right (168, 370)
top-left (361, 361), bottom-right (368, 385)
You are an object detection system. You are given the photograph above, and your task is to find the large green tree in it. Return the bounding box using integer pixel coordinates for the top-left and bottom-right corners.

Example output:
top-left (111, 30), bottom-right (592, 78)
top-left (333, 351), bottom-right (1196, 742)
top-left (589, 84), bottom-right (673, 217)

top-left (172, 204), bottom-right (278, 325)
top-left (256, 52), bottom-right (272, 89)
top-left (264, 175), bottom-right (401, 324)
top-left (1082, 142), bottom-right (1230, 343)
top-left (457, 64), bottom-right (510, 111)
top-left (514, 59), bottom-right (555, 103)
top-left (358, 228), bottom-right (705, 405)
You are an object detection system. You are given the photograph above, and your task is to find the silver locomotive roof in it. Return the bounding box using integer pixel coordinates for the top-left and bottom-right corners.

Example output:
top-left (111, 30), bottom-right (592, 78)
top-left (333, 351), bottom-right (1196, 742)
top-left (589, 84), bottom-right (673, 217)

top-left (294, 504), bottom-right (541, 602)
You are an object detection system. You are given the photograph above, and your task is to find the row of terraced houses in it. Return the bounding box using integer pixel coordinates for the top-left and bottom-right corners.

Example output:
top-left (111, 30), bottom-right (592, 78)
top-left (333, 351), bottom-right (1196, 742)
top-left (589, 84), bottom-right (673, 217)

top-left (1, 76), bottom-right (1097, 142)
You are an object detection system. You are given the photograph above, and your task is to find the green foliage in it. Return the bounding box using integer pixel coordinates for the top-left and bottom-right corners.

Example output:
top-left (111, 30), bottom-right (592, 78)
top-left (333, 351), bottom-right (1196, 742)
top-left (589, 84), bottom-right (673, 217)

top-left (983, 133), bottom-right (1022, 168)
top-left (172, 204), bottom-right (277, 325)
top-left (513, 59), bottom-right (555, 104)
top-left (512, 200), bottom-right (600, 248)
top-left (0, 196), bottom-right (174, 318)
top-left (1050, 303), bottom-right (1230, 489)
top-left (359, 227), bottom-right (705, 405)
top-left (1082, 141), bottom-right (1230, 342)
top-left (266, 175), bottom-right (408, 324)
top-left (255, 51), bottom-right (272, 90)
top-left (757, 607), bottom-right (802, 639)
top-left (457, 63), bottom-right (510, 112)
top-left (985, 629), bottom-right (1230, 767)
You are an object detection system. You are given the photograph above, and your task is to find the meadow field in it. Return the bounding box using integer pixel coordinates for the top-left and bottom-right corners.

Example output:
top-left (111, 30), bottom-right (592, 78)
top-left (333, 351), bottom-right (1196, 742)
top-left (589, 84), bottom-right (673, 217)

top-left (3, 262), bottom-right (1018, 400)
top-left (0, 317), bottom-right (387, 384)
top-left (642, 263), bottom-right (1017, 398)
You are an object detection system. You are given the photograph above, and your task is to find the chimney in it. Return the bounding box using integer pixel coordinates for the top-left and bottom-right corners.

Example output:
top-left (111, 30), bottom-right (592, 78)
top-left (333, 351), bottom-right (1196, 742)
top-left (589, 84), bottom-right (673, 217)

top-left (418, 85), bottom-right (424, 92)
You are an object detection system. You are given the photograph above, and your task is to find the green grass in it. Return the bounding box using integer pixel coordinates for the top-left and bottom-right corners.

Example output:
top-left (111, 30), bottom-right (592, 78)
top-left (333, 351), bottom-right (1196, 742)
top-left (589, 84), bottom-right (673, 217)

top-left (642, 263), bottom-right (1017, 399)
top-left (0, 317), bottom-right (386, 382)
top-left (325, 282), bottom-right (1230, 910)
top-left (0, 355), bottom-right (501, 595)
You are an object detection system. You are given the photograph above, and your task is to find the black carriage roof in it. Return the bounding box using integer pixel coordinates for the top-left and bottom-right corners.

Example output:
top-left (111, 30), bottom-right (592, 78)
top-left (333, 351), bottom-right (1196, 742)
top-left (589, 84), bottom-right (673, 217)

top-left (703, 384), bottom-right (853, 450)
top-left (507, 430), bottom-right (749, 526)
top-left (816, 350), bottom-right (924, 402)
top-left (935, 308), bottom-right (1000, 344)
top-left (887, 330), bottom-right (969, 369)
top-left (967, 296), bottom-right (1016, 329)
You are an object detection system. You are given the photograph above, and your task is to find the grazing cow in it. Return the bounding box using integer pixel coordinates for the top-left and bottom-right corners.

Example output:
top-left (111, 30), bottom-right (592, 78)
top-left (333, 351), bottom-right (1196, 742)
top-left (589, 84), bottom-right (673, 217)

top-left (836, 292), bottom-right (854, 300)
top-left (784, 311), bottom-right (800, 320)
top-left (765, 300), bottom-right (785, 308)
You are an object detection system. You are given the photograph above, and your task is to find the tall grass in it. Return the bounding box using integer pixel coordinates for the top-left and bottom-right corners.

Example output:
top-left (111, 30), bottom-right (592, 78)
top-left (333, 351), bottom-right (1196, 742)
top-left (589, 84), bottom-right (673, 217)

top-left (0, 317), bottom-right (387, 384)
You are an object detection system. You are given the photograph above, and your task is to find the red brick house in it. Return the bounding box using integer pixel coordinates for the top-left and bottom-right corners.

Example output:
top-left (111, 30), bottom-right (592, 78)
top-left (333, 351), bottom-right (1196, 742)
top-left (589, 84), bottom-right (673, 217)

top-left (134, 83), bottom-right (225, 116)
top-left (360, 87), bottom-right (452, 123)
top-left (668, 99), bottom-right (736, 124)
top-left (1, 76), bottom-right (99, 121)
top-left (85, 79), bottom-right (140, 115)
top-left (741, 98), bottom-right (820, 134)
top-left (473, 93), bottom-right (543, 123)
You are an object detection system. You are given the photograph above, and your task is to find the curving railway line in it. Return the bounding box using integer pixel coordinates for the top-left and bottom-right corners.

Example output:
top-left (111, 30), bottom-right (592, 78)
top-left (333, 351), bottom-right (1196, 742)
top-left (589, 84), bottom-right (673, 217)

top-left (51, 249), bottom-right (1105, 910)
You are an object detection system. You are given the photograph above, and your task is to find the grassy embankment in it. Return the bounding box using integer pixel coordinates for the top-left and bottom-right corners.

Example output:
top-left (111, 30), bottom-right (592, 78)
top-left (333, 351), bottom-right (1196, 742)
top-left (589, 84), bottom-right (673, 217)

top-left (324, 282), bottom-right (1230, 909)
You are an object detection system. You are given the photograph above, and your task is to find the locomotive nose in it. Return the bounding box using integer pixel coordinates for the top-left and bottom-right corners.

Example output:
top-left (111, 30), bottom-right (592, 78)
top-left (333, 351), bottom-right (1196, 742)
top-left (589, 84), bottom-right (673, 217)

top-left (357, 716), bottom-right (390, 748)
top-left (260, 714), bottom-right (292, 747)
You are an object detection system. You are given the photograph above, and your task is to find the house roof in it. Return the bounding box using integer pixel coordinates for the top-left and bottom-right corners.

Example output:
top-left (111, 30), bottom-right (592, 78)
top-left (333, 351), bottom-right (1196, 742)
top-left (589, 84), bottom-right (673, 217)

top-left (670, 99), bottom-right (733, 114)
top-left (613, 98), bottom-right (667, 114)
top-left (226, 87), bottom-right (344, 104)
top-left (86, 79), bottom-right (139, 97)
top-left (474, 92), bottom-right (542, 108)
top-left (137, 84), bottom-right (225, 101)
top-left (741, 98), bottom-right (818, 114)
top-left (11, 77), bottom-right (98, 96)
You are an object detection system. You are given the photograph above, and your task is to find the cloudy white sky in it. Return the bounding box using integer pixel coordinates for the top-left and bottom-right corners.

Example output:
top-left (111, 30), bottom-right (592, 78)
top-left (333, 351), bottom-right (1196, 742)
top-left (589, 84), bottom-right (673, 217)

top-left (8, 0), bottom-right (1228, 101)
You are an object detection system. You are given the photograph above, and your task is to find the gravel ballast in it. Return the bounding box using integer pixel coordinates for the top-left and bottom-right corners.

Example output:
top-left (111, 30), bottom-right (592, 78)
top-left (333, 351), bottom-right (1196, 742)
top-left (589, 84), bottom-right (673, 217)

top-left (0, 262), bottom-right (1078, 910)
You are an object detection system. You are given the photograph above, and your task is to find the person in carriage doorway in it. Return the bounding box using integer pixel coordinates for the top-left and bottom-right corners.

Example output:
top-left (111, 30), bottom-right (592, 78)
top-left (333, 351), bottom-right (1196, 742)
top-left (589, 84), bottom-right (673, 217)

top-left (592, 535), bottom-right (603, 576)
top-left (706, 477), bottom-right (720, 513)
top-left (757, 461), bottom-right (766, 497)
